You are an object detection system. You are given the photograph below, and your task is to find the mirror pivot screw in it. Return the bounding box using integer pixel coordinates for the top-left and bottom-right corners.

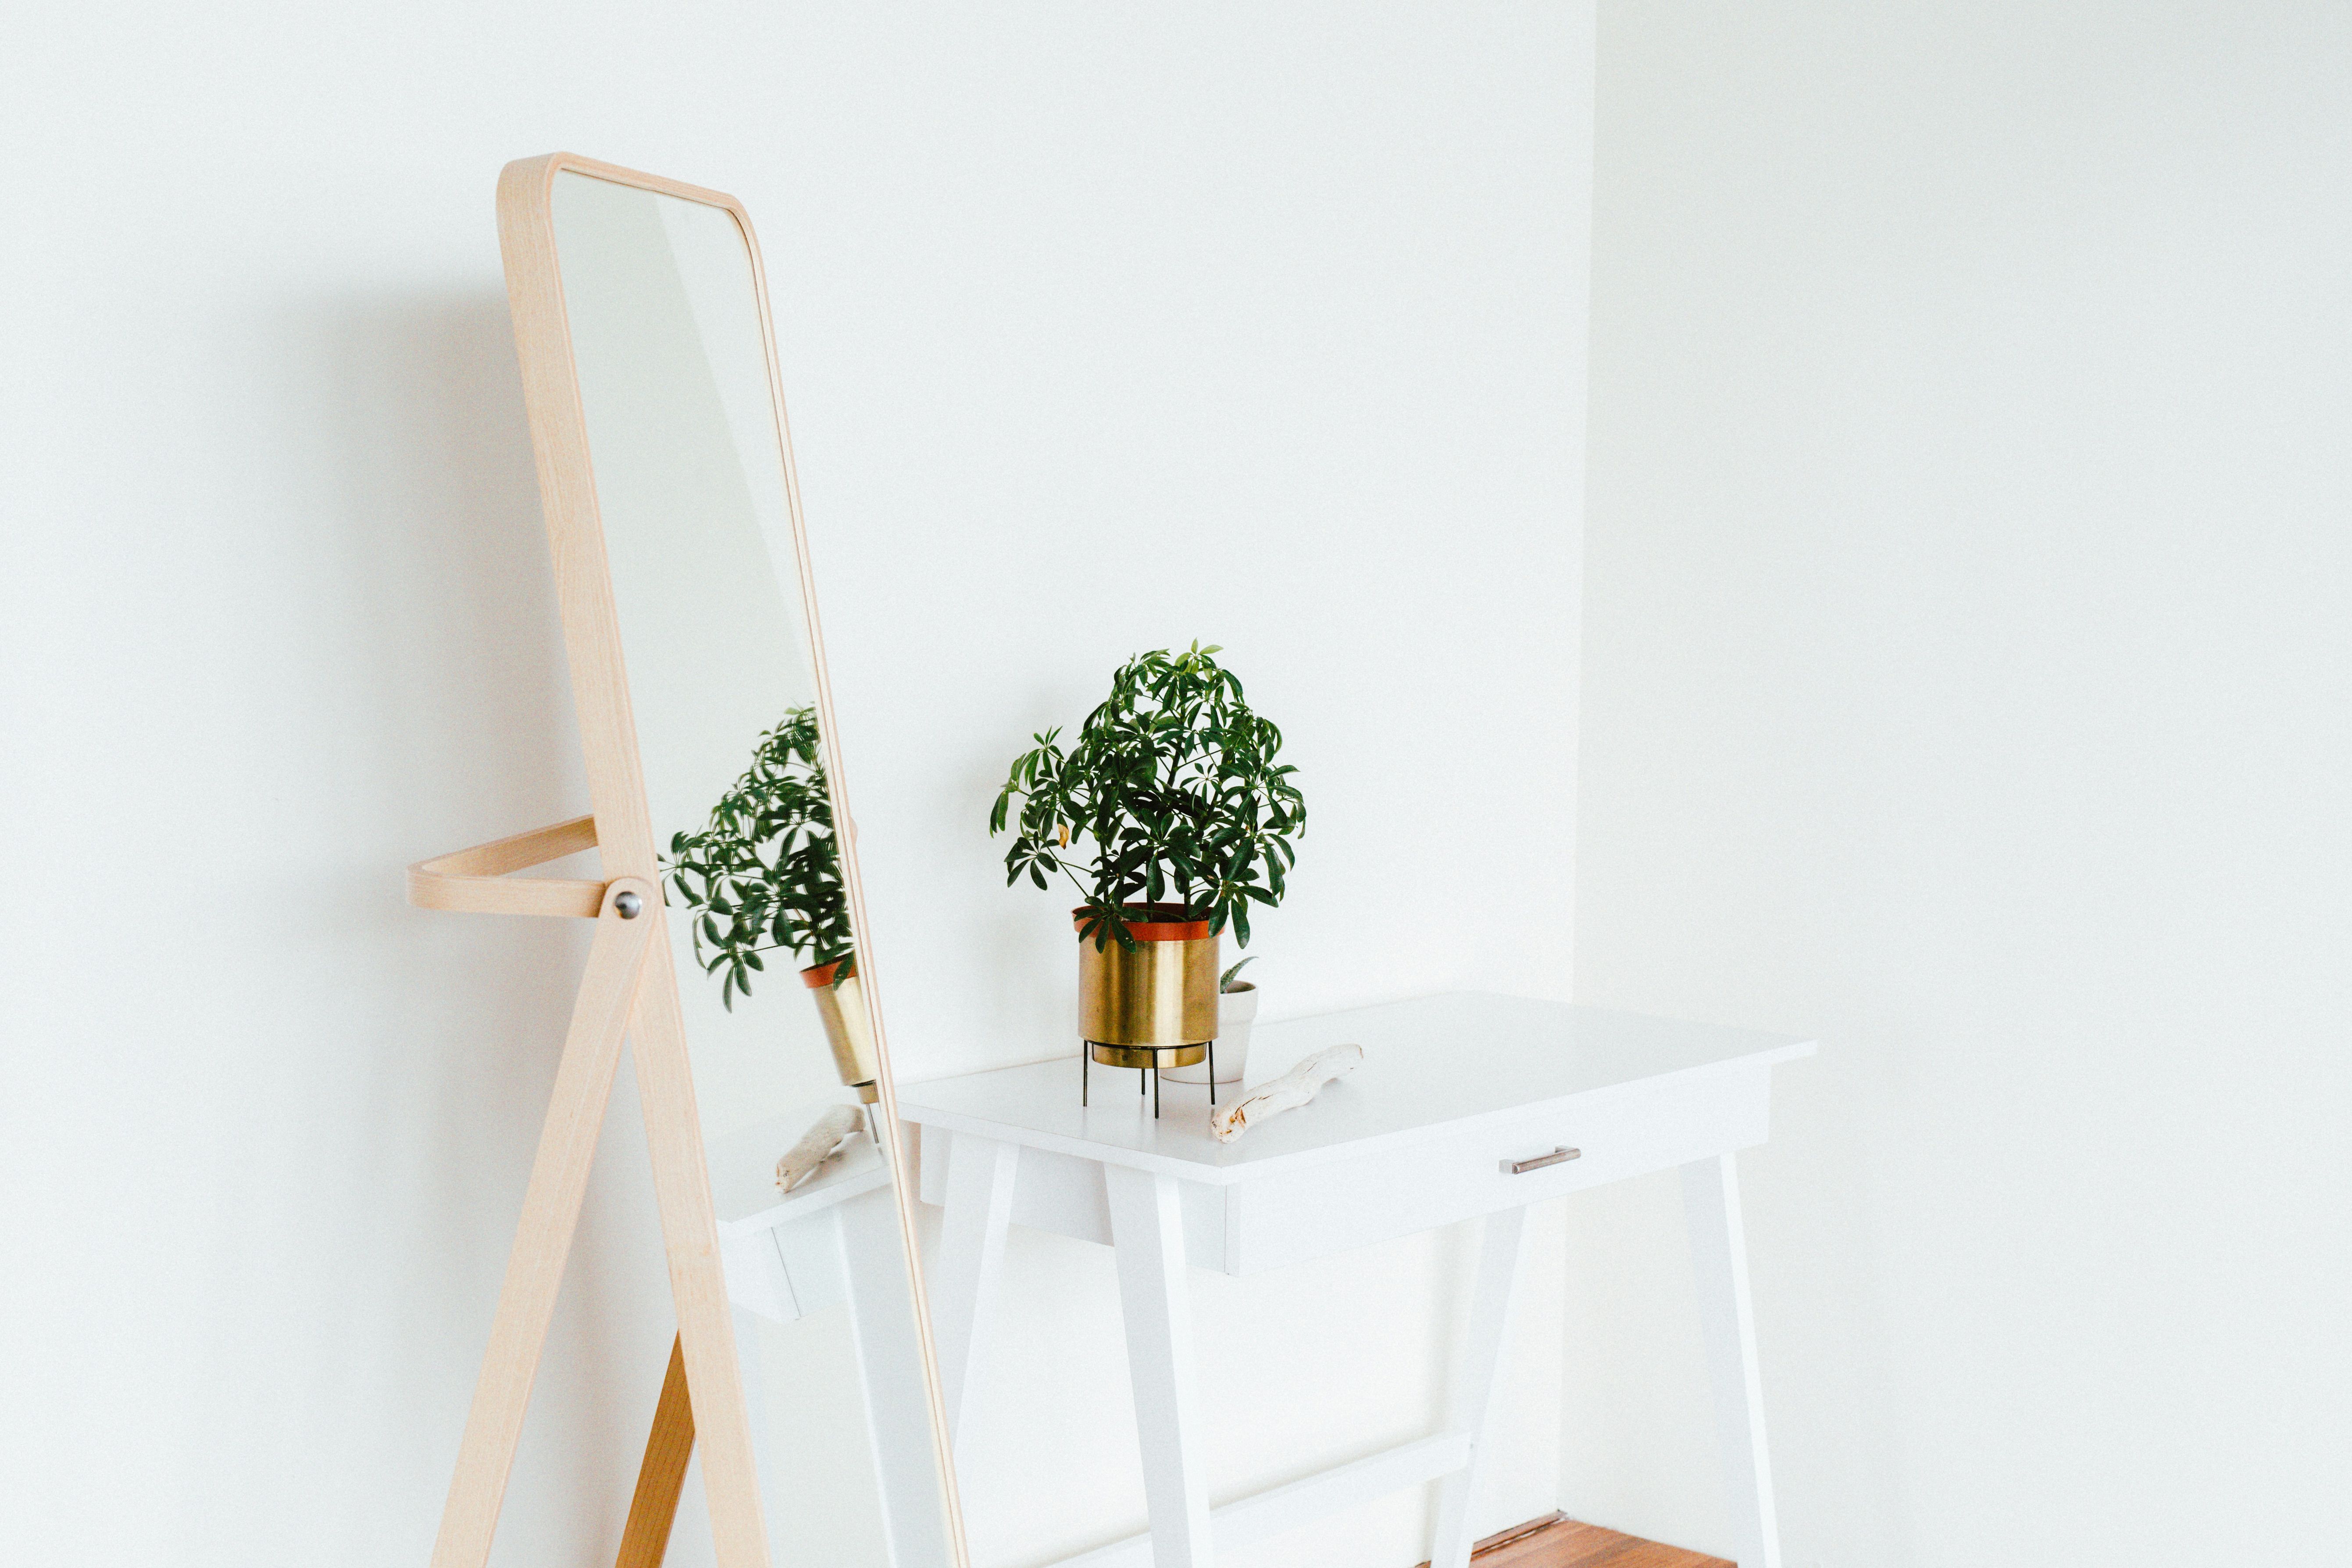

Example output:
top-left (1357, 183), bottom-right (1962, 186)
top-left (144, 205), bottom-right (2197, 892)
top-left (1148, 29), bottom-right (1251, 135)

top-left (614, 891), bottom-right (642, 920)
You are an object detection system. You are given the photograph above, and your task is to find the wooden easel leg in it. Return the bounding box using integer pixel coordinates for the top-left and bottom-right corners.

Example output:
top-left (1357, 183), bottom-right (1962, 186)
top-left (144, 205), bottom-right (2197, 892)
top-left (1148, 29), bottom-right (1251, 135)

top-left (615, 1335), bottom-right (696, 1568)
top-left (428, 879), bottom-right (657, 1568)
top-left (628, 939), bottom-right (773, 1568)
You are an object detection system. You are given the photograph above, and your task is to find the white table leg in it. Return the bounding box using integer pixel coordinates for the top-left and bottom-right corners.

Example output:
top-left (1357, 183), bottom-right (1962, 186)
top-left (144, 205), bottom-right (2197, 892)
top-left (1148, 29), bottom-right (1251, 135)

top-left (1681, 1153), bottom-right (1781, 1568)
top-left (839, 1186), bottom-right (956, 1568)
top-left (1427, 1206), bottom-right (1530, 1568)
top-left (931, 1132), bottom-right (1019, 1450)
top-left (1104, 1165), bottom-right (1213, 1568)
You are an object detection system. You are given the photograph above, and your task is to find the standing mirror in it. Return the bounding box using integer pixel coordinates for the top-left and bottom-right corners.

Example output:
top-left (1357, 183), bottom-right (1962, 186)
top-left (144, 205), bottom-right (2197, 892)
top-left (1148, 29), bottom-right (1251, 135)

top-left (443, 152), bottom-right (964, 1568)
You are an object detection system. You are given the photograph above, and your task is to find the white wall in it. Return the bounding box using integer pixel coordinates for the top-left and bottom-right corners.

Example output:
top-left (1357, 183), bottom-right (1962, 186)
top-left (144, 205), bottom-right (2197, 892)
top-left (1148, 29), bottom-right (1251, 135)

top-left (1570, 4), bottom-right (2352, 1565)
top-left (758, 13), bottom-right (1594, 1567)
top-left (1, 7), bottom-right (1589, 1568)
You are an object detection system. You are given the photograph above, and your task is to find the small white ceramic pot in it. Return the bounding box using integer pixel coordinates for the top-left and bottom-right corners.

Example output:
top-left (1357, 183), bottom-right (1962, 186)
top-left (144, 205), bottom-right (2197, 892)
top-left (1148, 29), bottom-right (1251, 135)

top-left (1165, 982), bottom-right (1255, 1086)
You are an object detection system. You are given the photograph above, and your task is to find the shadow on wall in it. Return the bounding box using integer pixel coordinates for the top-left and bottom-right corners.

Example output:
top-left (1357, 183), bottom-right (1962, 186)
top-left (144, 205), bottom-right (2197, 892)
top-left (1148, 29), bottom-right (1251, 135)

top-left (182, 288), bottom-right (675, 1561)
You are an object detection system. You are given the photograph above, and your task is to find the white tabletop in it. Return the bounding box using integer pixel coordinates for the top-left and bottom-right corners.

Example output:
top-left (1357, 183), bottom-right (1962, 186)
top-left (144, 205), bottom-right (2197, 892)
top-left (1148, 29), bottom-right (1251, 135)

top-left (897, 992), bottom-right (1814, 1184)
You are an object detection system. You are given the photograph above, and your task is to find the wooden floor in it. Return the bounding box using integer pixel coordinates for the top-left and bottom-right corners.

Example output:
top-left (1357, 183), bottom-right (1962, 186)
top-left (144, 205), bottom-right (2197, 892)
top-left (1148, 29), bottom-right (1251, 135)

top-left (1425, 1513), bottom-right (1733, 1568)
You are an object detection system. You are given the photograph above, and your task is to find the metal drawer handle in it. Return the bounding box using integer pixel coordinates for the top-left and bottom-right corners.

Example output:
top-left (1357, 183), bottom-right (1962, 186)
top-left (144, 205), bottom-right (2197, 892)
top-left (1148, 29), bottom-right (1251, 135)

top-left (1506, 1146), bottom-right (1581, 1175)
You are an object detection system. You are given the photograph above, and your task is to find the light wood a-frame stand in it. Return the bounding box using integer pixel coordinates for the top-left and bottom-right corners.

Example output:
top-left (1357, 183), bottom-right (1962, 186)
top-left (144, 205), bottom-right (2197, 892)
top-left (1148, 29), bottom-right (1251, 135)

top-left (614, 1336), bottom-right (697, 1568)
top-left (409, 815), bottom-right (771, 1568)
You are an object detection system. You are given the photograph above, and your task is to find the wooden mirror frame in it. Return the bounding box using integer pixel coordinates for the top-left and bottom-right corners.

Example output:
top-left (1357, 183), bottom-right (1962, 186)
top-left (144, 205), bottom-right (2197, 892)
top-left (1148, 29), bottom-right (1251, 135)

top-left (407, 152), bottom-right (965, 1568)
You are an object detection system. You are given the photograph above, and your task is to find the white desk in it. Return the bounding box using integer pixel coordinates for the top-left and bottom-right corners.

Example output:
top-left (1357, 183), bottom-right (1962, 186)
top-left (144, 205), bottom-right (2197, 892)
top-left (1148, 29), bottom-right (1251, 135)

top-left (899, 992), bottom-right (1814, 1568)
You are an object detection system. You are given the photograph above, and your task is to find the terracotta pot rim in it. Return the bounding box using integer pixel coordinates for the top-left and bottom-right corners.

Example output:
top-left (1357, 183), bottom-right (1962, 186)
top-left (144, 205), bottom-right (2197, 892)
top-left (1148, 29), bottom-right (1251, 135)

top-left (800, 960), bottom-right (842, 988)
top-left (1071, 905), bottom-right (1212, 942)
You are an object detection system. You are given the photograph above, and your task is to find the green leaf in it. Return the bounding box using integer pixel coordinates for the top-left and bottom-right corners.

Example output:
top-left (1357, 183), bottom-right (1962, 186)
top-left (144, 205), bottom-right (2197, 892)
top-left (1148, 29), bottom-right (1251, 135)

top-left (666, 705), bottom-right (853, 1006)
top-left (986, 644), bottom-right (1301, 947)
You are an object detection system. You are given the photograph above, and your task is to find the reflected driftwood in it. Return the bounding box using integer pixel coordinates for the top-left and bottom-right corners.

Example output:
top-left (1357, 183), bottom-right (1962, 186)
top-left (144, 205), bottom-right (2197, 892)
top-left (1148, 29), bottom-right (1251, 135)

top-left (775, 1103), bottom-right (866, 1191)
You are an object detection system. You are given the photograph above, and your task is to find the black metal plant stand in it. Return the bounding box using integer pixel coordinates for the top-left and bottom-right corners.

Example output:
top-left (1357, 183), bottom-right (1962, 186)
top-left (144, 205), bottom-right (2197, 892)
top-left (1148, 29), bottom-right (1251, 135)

top-left (1082, 1038), bottom-right (1215, 1118)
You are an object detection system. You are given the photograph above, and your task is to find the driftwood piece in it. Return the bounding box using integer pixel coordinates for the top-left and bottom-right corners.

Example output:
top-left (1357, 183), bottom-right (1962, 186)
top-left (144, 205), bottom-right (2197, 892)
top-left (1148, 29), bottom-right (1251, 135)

top-left (775, 1103), bottom-right (866, 1193)
top-left (1209, 1043), bottom-right (1363, 1143)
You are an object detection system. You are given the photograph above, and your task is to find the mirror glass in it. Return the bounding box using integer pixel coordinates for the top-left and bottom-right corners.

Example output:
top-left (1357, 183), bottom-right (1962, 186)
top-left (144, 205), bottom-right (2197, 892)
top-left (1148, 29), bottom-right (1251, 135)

top-left (550, 169), bottom-right (950, 1568)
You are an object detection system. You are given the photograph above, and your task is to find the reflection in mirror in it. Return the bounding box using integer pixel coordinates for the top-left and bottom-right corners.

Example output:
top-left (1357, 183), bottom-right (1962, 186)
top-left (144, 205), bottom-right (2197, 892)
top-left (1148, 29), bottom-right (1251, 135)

top-left (550, 169), bottom-right (949, 1568)
top-left (665, 705), bottom-right (876, 1103)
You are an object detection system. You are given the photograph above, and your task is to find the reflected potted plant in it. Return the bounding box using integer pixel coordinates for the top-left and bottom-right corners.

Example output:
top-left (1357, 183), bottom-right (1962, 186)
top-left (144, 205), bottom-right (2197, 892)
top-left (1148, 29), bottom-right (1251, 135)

top-left (990, 644), bottom-right (1304, 1080)
top-left (665, 704), bottom-right (877, 1101)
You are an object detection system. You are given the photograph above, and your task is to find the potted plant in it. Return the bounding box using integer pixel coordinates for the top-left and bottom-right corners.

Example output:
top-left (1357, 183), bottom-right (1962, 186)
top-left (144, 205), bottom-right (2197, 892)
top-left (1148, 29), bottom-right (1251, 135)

top-left (665, 705), bottom-right (877, 1101)
top-left (990, 644), bottom-right (1304, 1079)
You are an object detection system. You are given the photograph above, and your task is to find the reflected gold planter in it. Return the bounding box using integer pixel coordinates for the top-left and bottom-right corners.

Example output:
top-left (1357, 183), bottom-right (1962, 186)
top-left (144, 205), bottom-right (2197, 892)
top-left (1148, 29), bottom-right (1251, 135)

top-left (1075, 905), bottom-right (1217, 1068)
top-left (803, 960), bottom-right (880, 1104)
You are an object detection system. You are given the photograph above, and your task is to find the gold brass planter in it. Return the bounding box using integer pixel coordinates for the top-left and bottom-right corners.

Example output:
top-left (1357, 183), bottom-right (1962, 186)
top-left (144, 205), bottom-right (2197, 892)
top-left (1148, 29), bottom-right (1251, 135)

top-left (1075, 905), bottom-right (1219, 1060)
top-left (803, 960), bottom-right (880, 1104)
top-left (1075, 906), bottom-right (1220, 1116)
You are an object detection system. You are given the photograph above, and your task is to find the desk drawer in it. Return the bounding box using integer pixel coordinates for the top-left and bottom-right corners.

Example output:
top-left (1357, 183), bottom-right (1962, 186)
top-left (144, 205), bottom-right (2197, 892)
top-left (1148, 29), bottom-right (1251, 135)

top-left (1222, 1068), bottom-right (1770, 1275)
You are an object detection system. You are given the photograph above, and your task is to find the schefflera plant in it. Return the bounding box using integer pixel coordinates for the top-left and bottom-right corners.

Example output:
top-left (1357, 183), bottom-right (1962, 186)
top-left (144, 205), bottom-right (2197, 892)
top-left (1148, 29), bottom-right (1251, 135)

top-left (990, 643), bottom-right (1305, 950)
top-left (665, 705), bottom-right (852, 1008)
